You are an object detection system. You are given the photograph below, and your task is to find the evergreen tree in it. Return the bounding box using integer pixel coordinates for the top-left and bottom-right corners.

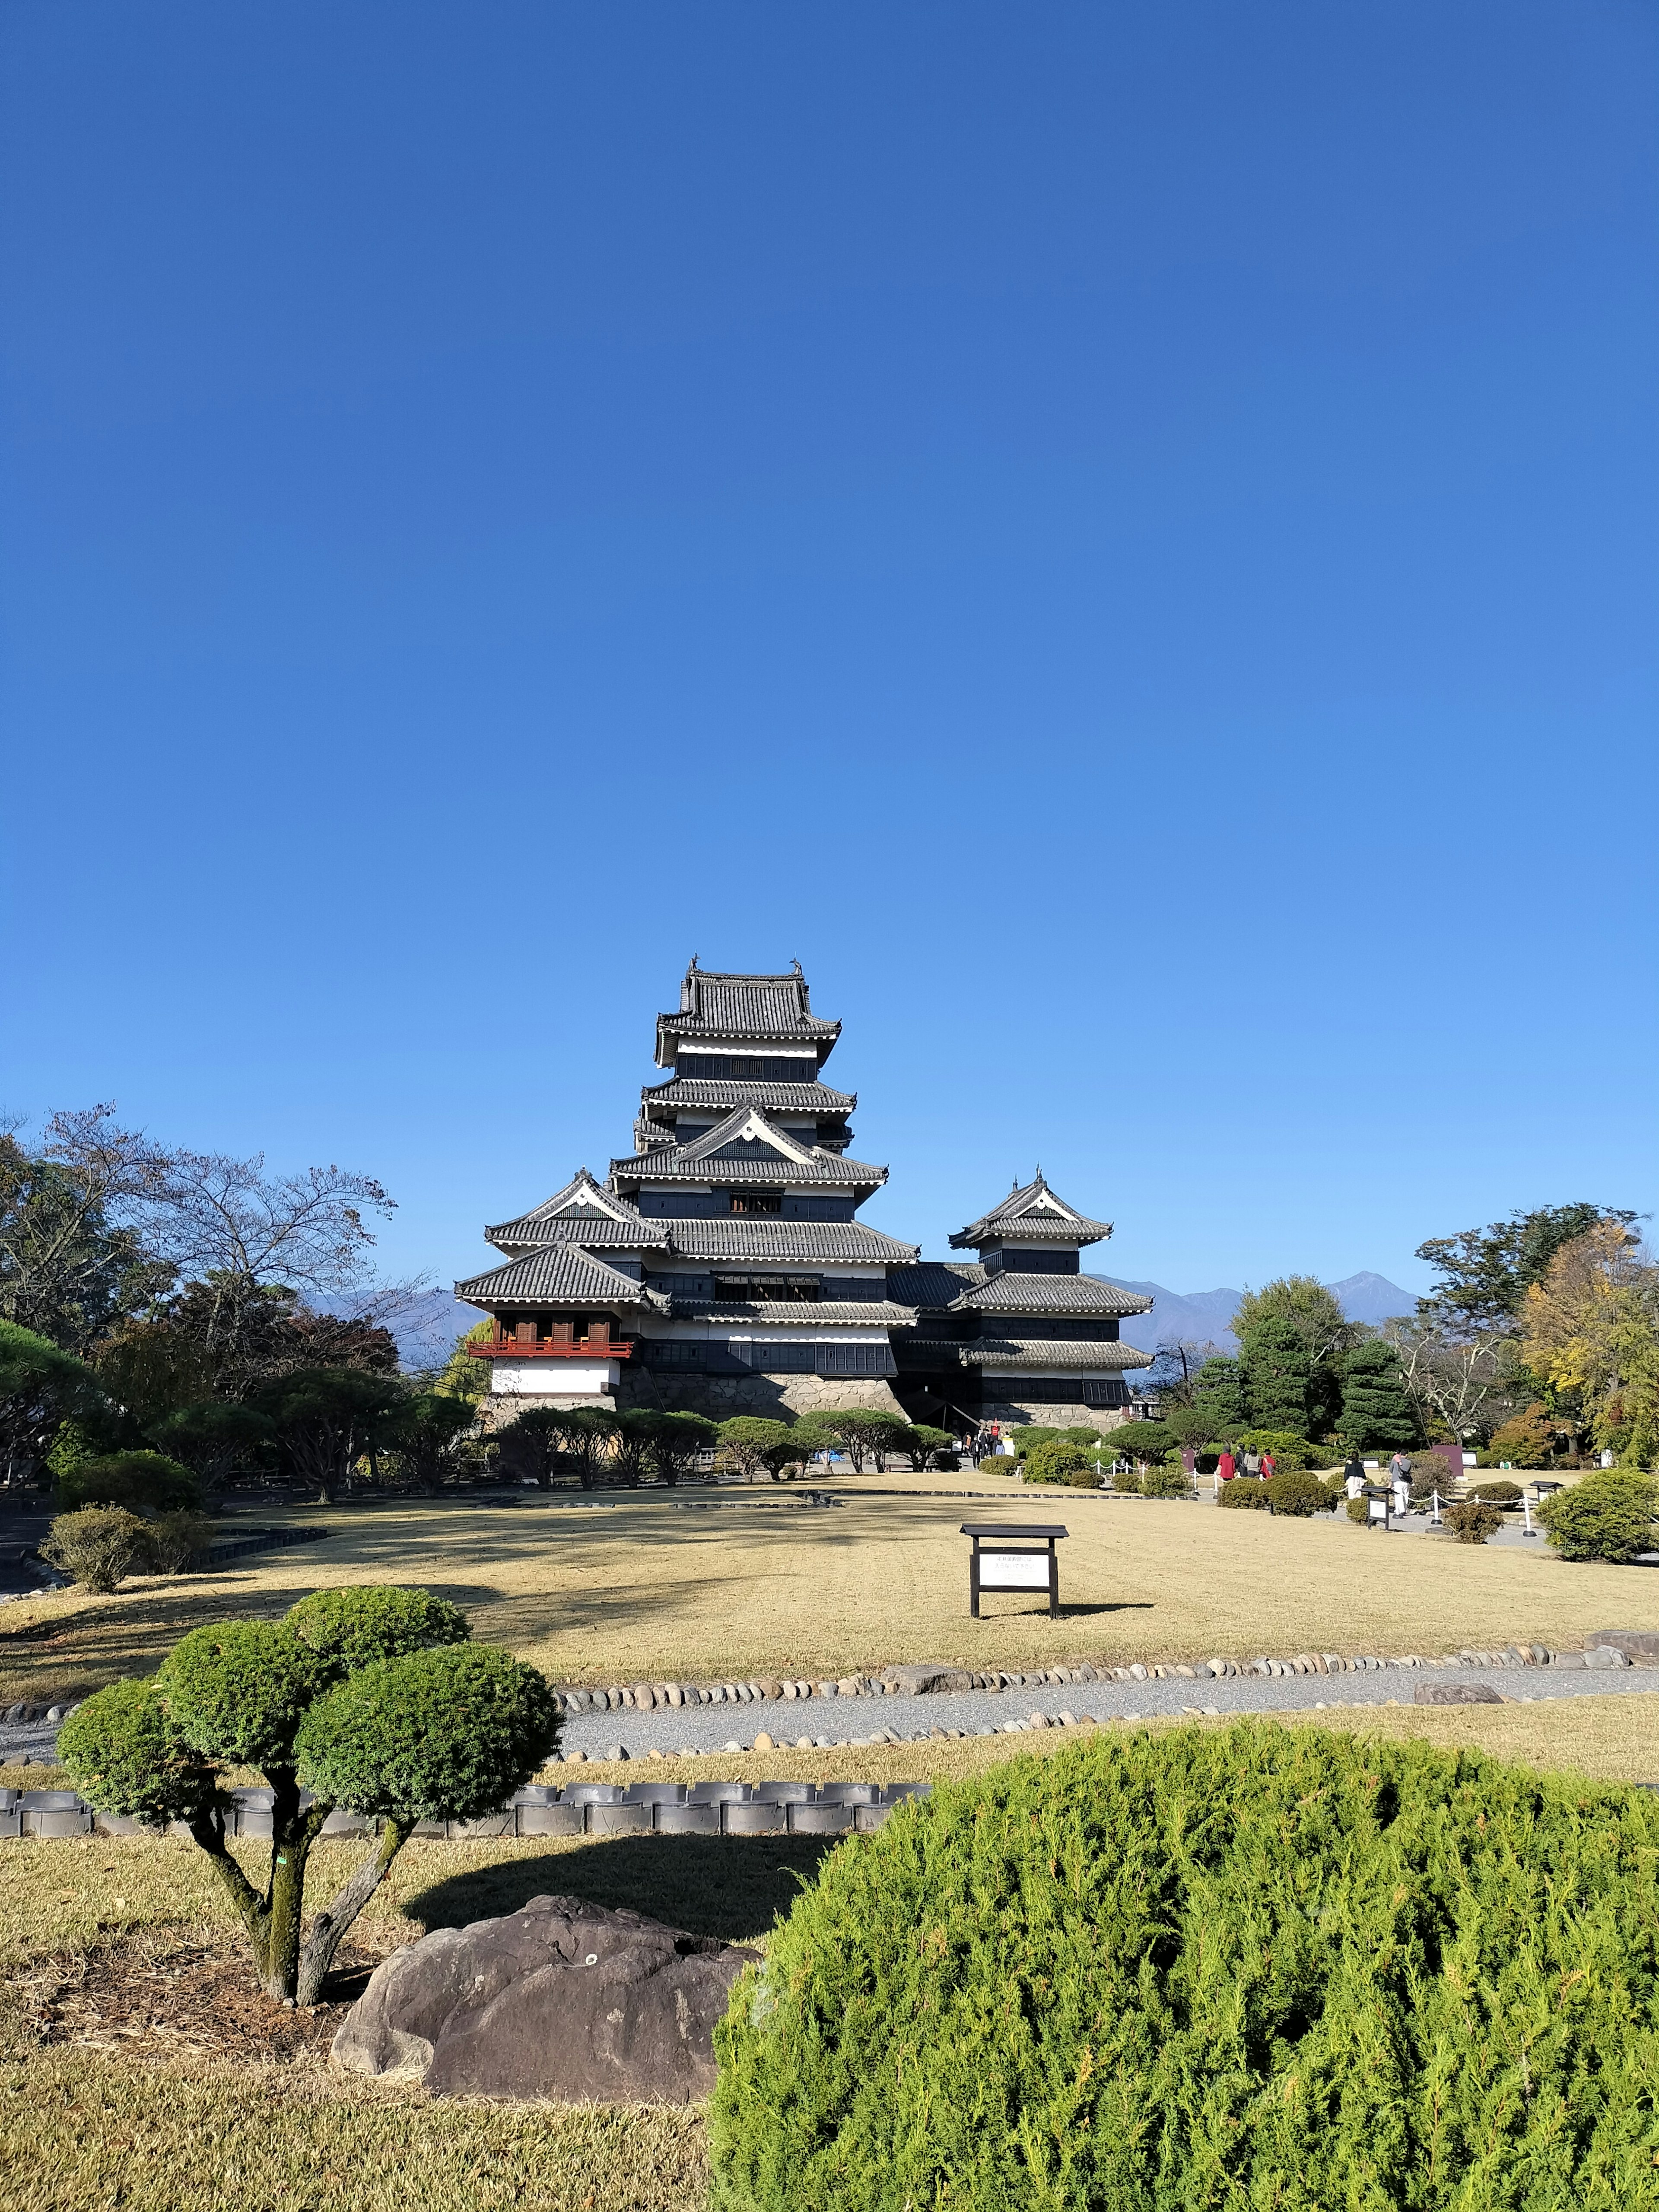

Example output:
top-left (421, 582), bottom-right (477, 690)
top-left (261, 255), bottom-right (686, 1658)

top-left (1191, 1356), bottom-right (1246, 1434)
top-left (1240, 1315), bottom-right (1312, 1433)
top-left (1340, 1340), bottom-right (1417, 1449)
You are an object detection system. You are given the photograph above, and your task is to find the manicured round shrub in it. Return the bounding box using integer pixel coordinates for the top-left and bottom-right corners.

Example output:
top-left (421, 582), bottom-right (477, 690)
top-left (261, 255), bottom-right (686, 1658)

top-left (1344, 1494), bottom-right (1371, 1524)
top-left (157, 1621), bottom-right (332, 1767)
top-left (39, 1506), bottom-right (152, 1593)
top-left (1538, 1469), bottom-right (1659, 1564)
top-left (1261, 1466), bottom-right (1328, 1516)
top-left (1217, 1475), bottom-right (1273, 1510)
top-left (295, 1643), bottom-right (558, 1821)
top-left (57, 1677), bottom-right (218, 1828)
top-left (710, 1726), bottom-right (1659, 2212)
top-left (1446, 1499), bottom-right (1503, 1545)
top-left (56, 1450), bottom-right (201, 1515)
top-left (286, 1584), bottom-right (471, 1669)
top-left (1111, 1465), bottom-right (1141, 1494)
top-left (1135, 1462), bottom-right (1188, 1498)
top-left (1470, 1479), bottom-right (1523, 1506)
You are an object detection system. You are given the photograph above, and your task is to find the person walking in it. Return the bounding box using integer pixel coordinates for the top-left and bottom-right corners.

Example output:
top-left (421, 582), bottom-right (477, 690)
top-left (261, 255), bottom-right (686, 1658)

top-left (1242, 1446), bottom-right (1261, 1478)
top-left (1389, 1449), bottom-right (1413, 1518)
top-left (1259, 1449), bottom-right (1278, 1481)
top-left (1344, 1450), bottom-right (1366, 1500)
top-left (1217, 1445), bottom-right (1237, 1483)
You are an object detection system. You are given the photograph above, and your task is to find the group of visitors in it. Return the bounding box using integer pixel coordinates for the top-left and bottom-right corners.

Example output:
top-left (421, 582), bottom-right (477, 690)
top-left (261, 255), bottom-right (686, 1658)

top-left (1214, 1445), bottom-right (1279, 1482)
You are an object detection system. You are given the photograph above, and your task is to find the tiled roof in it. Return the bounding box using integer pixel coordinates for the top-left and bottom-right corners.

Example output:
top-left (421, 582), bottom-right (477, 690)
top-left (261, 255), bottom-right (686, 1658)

top-left (639, 1077), bottom-right (855, 1113)
top-left (612, 1106), bottom-right (886, 1190)
top-left (486, 1170), bottom-right (669, 1251)
top-left (655, 964), bottom-right (840, 1055)
top-left (950, 1174), bottom-right (1113, 1249)
top-left (488, 1215), bottom-right (672, 1252)
top-left (661, 1219), bottom-right (920, 1263)
top-left (952, 1273), bottom-right (1154, 1317)
top-left (455, 1247), bottom-right (665, 1310)
top-left (665, 1301), bottom-right (916, 1327)
top-left (959, 1339), bottom-right (1154, 1372)
top-left (885, 1261), bottom-right (985, 1308)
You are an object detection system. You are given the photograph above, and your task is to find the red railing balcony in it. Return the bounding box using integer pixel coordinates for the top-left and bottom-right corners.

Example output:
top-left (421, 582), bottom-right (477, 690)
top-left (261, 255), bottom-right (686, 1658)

top-left (466, 1332), bottom-right (634, 1360)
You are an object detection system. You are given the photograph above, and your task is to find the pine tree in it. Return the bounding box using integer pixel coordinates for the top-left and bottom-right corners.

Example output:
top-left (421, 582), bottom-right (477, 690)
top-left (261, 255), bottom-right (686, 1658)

top-left (1240, 1314), bottom-right (1312, 1433)
top-left (1191, 1356), bottom-right (1246, 1434)
top-left (1340, 1340), bottom-right (1416, 1449)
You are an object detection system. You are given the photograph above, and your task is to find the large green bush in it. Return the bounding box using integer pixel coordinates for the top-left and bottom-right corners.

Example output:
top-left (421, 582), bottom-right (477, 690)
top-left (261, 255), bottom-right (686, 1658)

top-left (1538, 1469), bottom-right (1659, 1564)
top-left (1022, 1439), bottom-right (1095, 1486)
top-left (1261, 1466), bottom-right (1328, 1516)
top-left (1235, 1426), bottom-right (1313, 1472)
top-left (711, 1726), bottom-right (1659, 2212)
top-left (56, 1450), bottom-right (201, 1515)
top-left (1217, 1475), bottom-right (1273, 1510)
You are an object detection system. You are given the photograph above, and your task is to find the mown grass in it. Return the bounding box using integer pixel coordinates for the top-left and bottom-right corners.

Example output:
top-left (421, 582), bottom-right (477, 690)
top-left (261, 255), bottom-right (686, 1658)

top-left (3, 1695), bottom-right (1656, 2212)
top-left (5, 1484), bottom-right (1657, 1707)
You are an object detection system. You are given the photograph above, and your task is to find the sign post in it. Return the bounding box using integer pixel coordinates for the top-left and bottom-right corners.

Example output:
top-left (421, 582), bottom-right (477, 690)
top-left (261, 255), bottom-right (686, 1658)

top-left (960, 1522), bottom-right (1068, 1620)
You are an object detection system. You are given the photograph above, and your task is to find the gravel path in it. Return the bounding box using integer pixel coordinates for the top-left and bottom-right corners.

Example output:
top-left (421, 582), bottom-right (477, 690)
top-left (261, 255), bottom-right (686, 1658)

top-left (553, 1666), bottom-right (1659, 1758)
top-left (5, 1665), bottom-right (1655, 1769)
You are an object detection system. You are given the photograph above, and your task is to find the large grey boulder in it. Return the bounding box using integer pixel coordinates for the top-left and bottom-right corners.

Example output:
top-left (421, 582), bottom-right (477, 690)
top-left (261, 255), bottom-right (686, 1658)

top-left (332, 1894), bottom-right (757, 2102)
top-left (1586, 1630), bottom-right (1659, 1660)
top-left (1414, 1681), bottom-right (1503, 1706)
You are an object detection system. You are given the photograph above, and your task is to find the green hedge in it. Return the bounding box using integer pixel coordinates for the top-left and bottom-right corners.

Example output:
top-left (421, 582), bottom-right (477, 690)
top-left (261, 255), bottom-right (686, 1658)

top-left (711, 1726), bottom-right (1659, 2212)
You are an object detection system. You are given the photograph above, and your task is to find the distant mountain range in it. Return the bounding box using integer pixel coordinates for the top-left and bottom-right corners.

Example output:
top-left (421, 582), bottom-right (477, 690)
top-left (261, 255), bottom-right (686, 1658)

top-left (1100, 1271), bottom-right (1418, 1355)
top-left (381, 1274), bottom-right (1419, 1370)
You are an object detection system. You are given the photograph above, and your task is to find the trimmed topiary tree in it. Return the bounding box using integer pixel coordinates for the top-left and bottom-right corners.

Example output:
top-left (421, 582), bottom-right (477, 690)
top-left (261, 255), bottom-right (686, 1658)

top-left (1538, 1469), bottom-right (1659, 1564)
top-left (57, 1586), bottom-right (557, 2005)
top-left (711, 1724), bottom-right (1659, 2210)
top-left (1240, 1314), bottom-right (1312, 1432)
top-left (1338, 1340), bottom-right (1417, 1451)
top-left (1470, 1479), bottom-right (1524, 1505)
top-left (1113, 1420), bottom-right (1174, 1468)
top-left (1135, 1462), bottom-right (1189, 1498)
top-left (1191, 1355), bottom-right (1245, 1433)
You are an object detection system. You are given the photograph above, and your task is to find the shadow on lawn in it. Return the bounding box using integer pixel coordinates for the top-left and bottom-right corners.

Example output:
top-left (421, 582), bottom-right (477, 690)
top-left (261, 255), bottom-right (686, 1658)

top-left (404, 1834), bottom-right (837, 1948)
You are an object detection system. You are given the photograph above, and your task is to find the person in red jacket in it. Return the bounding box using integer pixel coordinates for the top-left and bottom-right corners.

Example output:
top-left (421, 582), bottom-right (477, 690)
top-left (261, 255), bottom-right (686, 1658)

top-left (1217, 1446), bottom-right (1237, 1482)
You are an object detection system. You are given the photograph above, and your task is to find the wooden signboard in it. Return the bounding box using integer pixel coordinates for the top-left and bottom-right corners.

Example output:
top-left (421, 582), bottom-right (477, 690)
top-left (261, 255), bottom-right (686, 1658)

top-left (960, 1522), bottom-right (1068, 1619)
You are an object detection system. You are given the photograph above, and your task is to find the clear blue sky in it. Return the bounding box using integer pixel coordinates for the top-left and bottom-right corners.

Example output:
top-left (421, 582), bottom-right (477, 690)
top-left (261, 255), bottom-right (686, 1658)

top-left (3, 2), bottom-right (1655, 1304)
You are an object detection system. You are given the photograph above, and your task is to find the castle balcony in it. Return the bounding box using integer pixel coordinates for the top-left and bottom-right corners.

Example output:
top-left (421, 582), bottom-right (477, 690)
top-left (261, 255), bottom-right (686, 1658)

top-left (467, 1328), bottom-right (634, 1360)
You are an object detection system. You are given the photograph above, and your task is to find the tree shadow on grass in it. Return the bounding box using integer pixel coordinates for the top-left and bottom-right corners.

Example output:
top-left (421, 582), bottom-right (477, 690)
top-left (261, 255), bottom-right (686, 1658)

top-left (403, 1834), bottom-right (836, 1948)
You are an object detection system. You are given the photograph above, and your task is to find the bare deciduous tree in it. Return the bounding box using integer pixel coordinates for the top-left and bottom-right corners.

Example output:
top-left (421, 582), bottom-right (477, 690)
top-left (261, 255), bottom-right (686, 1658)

top-left (1382, 1317), bottom-right (1522, 1442)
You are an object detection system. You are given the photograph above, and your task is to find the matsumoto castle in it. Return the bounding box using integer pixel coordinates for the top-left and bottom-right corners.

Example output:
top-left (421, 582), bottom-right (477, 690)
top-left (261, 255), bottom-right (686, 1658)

top-left (457, 962), bottom-right (1152, 1434)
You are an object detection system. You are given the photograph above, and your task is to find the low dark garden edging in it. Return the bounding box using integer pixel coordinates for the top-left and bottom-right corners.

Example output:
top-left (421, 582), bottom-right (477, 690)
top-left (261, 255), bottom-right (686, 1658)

top-left (0, 1779), bottom-right (929, 1841)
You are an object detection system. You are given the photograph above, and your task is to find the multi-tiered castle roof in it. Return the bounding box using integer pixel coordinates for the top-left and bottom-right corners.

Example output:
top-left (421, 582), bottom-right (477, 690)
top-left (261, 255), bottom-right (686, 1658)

top-left (457, 962), bottom-right (1151, 1428)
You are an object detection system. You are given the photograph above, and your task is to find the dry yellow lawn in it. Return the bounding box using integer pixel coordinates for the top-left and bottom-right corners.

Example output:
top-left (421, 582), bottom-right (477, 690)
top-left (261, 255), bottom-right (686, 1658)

top-left (5, 1485), bottom-right (1657, 1703)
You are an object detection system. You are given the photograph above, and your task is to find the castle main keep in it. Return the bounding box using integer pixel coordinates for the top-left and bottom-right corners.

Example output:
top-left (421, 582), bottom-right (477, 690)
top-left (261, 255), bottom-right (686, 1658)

top-left (456, 962), bottom-right (1151, 1433)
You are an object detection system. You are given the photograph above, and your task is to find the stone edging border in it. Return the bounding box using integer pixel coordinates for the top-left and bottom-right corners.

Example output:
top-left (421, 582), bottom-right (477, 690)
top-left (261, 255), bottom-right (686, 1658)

top-left (549, 1633), bottom-right (1658, 1723)
top-left (9, 1635), bottom-right (1654, 1738)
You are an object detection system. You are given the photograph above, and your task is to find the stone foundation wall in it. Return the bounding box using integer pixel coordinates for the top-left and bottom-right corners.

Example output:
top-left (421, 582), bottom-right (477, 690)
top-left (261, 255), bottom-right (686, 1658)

top-left (477, 1391), bottom-right (617, 1433)
top-left (616, 1371), bottom-right (905, 1421)
top-left (980, 1400), bottom-right (1132, 1436)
